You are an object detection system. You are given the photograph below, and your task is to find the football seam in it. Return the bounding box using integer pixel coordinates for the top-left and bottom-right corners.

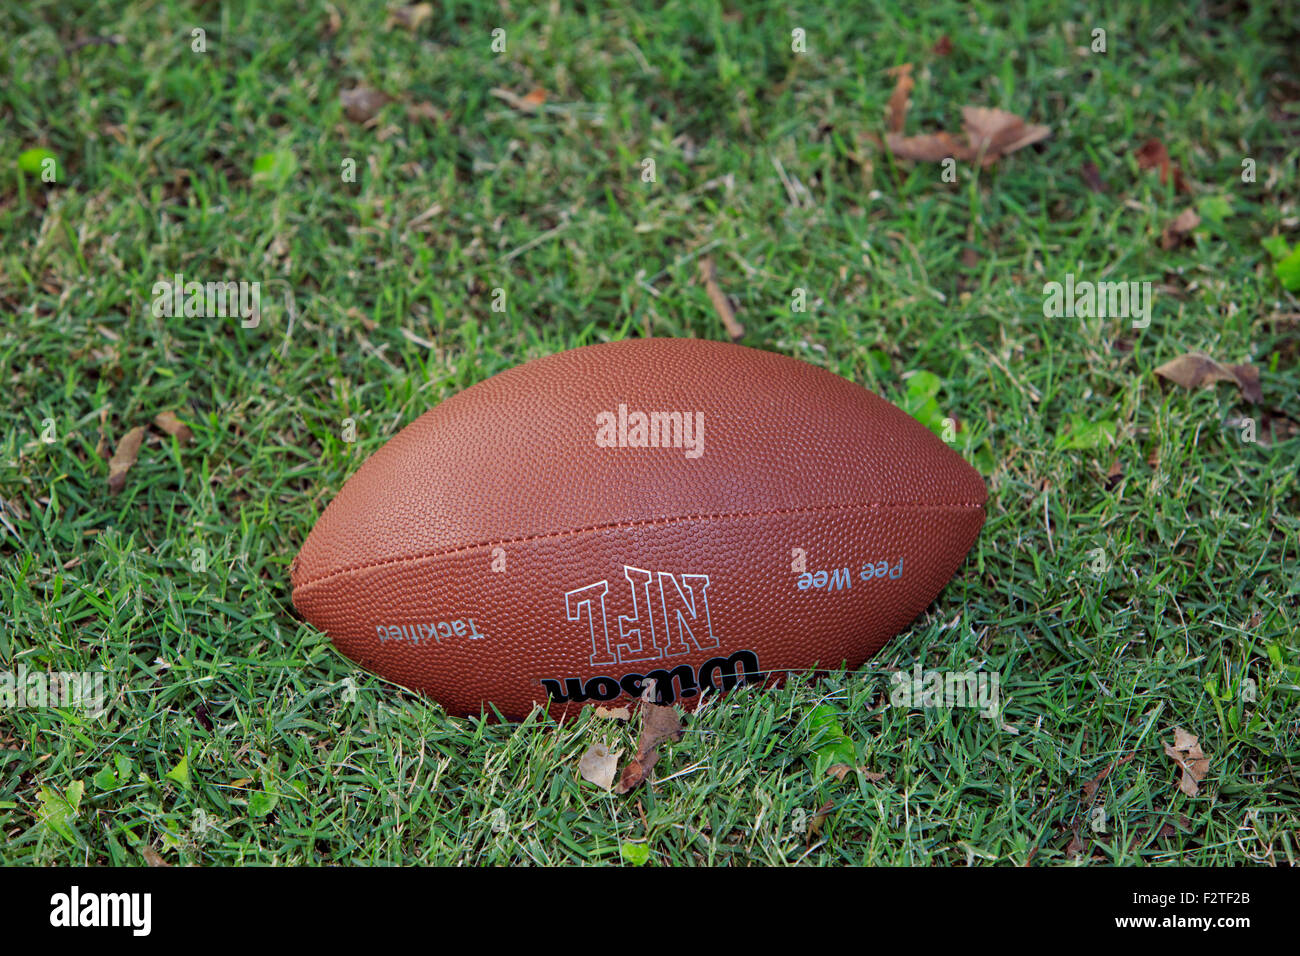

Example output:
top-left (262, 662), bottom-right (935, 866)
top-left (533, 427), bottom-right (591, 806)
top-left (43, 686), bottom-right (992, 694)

top-left (293, 499), bottom-right (986, 592)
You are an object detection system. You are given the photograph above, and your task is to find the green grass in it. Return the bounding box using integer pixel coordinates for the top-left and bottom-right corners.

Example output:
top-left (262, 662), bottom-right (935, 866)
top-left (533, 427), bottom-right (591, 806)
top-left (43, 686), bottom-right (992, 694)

top-left (1, 0), bottom-right (1297, 865)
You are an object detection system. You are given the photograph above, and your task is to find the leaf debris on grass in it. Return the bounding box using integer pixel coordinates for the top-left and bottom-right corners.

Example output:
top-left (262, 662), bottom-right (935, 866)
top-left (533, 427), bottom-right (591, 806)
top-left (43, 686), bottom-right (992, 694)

top-left (1154, 353), bottom-right (1262, 403)
top-left (386, 3), bottom-right (432, 32)
top-left (490, 87), bottom-right (548, 112)
top-left (340, 87), bottom-right (392, 124)
top-left (153, 410), bottom-right (194, 442)
top-left (885, 63), bottom-right (913, 133)
top-left (886, 102), bottom-right (1049, 166)
top-left (1163, 727), bottom-right (1210, 797)
top-left (578, 742), bottom-right (622, 792)
top-left (1160, 207), bottom-right (1200, 250)
top-left (1134, 138), bottom-right (1192, 194)
top-left (107, 426), bottom-right (148, 494)
top-left (614, 681), bottom-right (684, 794)
top-left (1080, 161), bottom-right (1106, 192)
top-left (698, 255), bottom-right (745, 341)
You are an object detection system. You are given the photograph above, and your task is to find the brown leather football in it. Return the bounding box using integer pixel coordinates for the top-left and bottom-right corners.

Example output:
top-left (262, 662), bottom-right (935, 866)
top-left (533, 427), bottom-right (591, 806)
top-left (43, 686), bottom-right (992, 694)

top-left (292, 338), bottom-right (986, 720)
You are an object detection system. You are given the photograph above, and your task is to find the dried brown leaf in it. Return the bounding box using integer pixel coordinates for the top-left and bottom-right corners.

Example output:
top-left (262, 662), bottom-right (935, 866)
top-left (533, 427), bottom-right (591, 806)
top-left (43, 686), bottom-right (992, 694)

top-left (142, 846), bottom-right (169, 867)
top-left (885, 63), bottom-right (914, 134)
top-left (1135, 138), bottom-right (1170, 175)
top-left (1160, 207), bottom-right (1200, 250)
top-left (641, 703), bottom-right (683, 750)
top-left (1066, 823), bottom-right (1087, 859)
top-left (1104, 460), bottom-right (1124, 491)
top-left (108, 426), bottom-right (147, 495)
top-left (931, 35), bottom-right (953, 57)
top-left (405, 101), bottom-right (444, 123)
top-left (386, 3), bottom-right (432, 32)
top-left (615, 748), bottom-right (659, 794)
top-left (1081, 751), bottom-right (1135, 804)
top-left (321, 4), bottom-right (342, 36)
top-left (594, 704), bottom-right (631, 721)
top-left (579, 742), bottom-right (622, 792)
top-left (153, 410), bottom-right (193, 443)
top-left (1163, 727), bottom-right (1210, 797)
top-left (961, 106), bottom-right (1050, 164)
top-left (885, 131), bottom-right (970, 162)
top-left (1135, 138), bottom-right (1192, 194)
top-left (489, 87), bottom-right (546, 113)
top-left (698, 256), bottom-right (745, 341)
top-left (1080, 161), bottom-right (1106, 193)
top-left (1154, 352), bottom-right (1262, 403)
top-left (614, 697), bottom-right (683, 795)
top-left (808, 799), bottom-right (834, 842)
top-left (340, 87), bottom-right (392, 124)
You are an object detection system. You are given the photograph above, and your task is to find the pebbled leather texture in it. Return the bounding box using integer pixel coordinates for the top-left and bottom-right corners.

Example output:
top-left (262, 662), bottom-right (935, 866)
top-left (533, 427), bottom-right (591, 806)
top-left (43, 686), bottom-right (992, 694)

top-left (292, 338), bottom-right (987, 720)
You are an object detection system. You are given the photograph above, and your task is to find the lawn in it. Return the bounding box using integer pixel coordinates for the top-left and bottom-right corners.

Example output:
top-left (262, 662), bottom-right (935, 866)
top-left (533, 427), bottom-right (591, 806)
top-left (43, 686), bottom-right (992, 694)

top-left (0, 0), bottom-right (1297, 865)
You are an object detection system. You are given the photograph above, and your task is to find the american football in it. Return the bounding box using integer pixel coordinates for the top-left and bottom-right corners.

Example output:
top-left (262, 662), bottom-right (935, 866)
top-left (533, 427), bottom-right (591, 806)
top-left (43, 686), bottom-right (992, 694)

top-left (291, 338), bottom-right (986, 720)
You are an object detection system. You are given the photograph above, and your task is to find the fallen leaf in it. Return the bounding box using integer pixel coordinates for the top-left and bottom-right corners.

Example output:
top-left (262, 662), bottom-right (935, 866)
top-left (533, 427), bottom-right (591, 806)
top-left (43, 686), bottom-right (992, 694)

top-left (1134, 138), bottom-right (1192, 194)
top-left (490, 87), bottom-right (547, 112)
top-left (142, 847), bottom-right (169, 867)
top-left (961, 106), bottom-right (1050, 166)
top-left (1080, 161), bottom-right (1105, 192)
top-left (108, 426), bottom-right (147, 494)
top-left (1154, 352), bottom-right (1262, 403)
top-left (615, 748), bottom-right (660, 794)
top-left (827, 764), bottom-right (853, 781)
top-left (886, 131), bottom-right (969, 162)
top-left (1160, 207), bottom-right (1200, 250)
top-left (1081, 752), bottom-right (1136, 804)
top-left (1065, 823), bottom-right (1087, 859)
top-left (698, 256), bottom-right (745, 342)
top-left (594, 704), bottom-right (631, 721)
top-left (321, 4), bottom-right (342, 36)
top-left (153, 410), bottom-right (193, 443)
top-left (641, 703), bottom-right (683, 750)
top-left (1163, 727), bottom-right (1210, 797)
top-left (883, 95), bottom-right (1049, 166)
top-left (405, 101), bottom-right (444, 123)
top-left (885, 63), bottom-right (914, 134)
top-left (808, 798), bottom-right (834, 842)
top-left (1135, 138), bottom-right (1170, 176)
top-left (1104, 460), bottom-right (1124, 490)
top-left (860, 769), bottom-right (886, 783)
top-left (340, 87), bottom-right (391, 124)
top-left (579, 742), bottom-right (622, 791)
top-left (931, 35), bottom-right (953, 57)
top-left (614, 699), bottom-right (683, 795)
top-left (386, 3), bottom-right (432, 31)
